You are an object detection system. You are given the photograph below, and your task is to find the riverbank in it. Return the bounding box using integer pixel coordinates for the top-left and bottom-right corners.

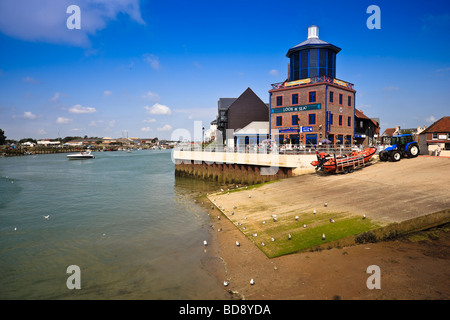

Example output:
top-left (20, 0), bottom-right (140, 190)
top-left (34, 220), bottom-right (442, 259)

top-left (202, 156), bottom-right (450, 299)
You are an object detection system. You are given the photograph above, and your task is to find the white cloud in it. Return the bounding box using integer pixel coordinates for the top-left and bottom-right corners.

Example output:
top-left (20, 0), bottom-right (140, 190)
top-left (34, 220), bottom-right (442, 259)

top-left (143, 118), bottom-right (156, 123)
top-left (37, 129), bottom-right (47, 135)
top-left (0, 0), bottom-right (145, 47)
top-left (141, 91), bottom-right (160, 101)
top-left (145, 103), bottom-right (172, 115)
top-left (23, 111), bottom-right (37, 119)
top-left (425, 115), bottom-right (437, 123)
top-left (269, 69), bottom-right (279, 76)
top-left (143, 53), bottom-right (160, 70)
top-left (22, 76), bottom-right (38, 84)
top-left (56, 117), bottom-right (72, 124)
top-left (103, 90), bottom-right (112, 96)
top-left (141, 127), bottom-right (152, 132)
top-left (50, 92), bottom-right (60, 101)
top-left (157, 124), bottom-right (173, 132)
top-left (69, 104), bottom-right (97, 114)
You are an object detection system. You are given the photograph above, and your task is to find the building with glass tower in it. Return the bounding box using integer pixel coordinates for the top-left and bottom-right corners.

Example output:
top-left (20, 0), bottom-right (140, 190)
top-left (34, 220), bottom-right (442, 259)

top-left (269, 25), bottom-right (356, 147)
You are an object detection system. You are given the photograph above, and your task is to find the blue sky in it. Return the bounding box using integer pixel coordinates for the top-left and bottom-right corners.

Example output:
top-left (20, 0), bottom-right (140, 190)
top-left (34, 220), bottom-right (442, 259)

top-left (0, 0), bottom-right (449, 140)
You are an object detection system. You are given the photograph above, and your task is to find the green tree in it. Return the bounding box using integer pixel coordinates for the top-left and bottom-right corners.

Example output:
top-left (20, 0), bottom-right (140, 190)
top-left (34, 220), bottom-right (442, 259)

top-left (0, 129), bottom-right (6, 145)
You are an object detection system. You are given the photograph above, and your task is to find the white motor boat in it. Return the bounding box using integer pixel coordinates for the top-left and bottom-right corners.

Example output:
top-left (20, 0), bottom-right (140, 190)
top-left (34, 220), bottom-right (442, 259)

top-left (67, 151), bottom-right (95, 160)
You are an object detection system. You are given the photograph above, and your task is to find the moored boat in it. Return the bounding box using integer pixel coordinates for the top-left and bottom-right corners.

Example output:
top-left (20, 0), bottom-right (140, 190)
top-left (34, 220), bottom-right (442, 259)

top-left (67, 151), bottom-right (95, 160)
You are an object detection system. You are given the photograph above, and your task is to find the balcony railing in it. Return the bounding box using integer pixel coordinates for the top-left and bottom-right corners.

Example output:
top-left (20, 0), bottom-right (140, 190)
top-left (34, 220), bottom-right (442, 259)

top-left (271, 76), bottom-right (354, 91)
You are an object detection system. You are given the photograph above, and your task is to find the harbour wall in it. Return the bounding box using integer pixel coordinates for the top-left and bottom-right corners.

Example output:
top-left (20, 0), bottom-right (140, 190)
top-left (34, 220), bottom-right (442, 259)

top-left (173, 150), bottom-right (317, 184)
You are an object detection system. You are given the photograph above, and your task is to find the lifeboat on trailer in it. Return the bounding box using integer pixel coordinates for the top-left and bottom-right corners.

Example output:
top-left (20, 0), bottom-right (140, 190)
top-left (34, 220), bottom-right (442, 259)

top-left (311, 147), bottom-right (376, 173)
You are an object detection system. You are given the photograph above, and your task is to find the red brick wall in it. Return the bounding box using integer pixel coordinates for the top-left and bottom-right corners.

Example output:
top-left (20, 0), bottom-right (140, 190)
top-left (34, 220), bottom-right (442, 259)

top-left (270, 83), bottom-right (355, 144)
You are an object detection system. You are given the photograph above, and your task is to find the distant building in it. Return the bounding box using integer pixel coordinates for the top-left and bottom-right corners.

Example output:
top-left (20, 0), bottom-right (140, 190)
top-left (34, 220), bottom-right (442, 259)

top-left (233, 121), bottom-right (269, 151)
top-left (37, 139), bottom-right (61, 147)
top-left (354, 109), bottom-right (380, 147)
top-left (419, 116), bottom-right (450, 155)
top-left (214, 87), bottom-right (269, 146)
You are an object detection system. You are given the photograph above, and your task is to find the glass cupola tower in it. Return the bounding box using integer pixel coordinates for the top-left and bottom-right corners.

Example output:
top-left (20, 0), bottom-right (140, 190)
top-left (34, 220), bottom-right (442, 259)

top-left (287, 25), bottom-right (341, 81)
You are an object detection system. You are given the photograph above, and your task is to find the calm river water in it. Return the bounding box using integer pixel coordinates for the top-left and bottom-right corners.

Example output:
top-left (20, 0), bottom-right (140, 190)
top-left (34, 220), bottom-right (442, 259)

top-left (0, 149), bottom-right (228, 299)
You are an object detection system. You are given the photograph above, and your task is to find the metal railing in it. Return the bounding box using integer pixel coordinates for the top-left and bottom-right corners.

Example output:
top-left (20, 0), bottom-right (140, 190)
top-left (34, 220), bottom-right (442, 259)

top-left (175, 142), bottom-right (377, 156)
top-left (271, 75), bottom-right (354, 91)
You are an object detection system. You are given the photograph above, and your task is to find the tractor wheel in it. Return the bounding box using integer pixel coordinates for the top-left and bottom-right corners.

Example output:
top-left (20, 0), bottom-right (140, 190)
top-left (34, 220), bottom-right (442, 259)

top-left (390, 151), bottom-right (401, 162)
top-left (406, 144), bottom-right (419, 158)
top-left (379, 151), bottom-right (388, 161)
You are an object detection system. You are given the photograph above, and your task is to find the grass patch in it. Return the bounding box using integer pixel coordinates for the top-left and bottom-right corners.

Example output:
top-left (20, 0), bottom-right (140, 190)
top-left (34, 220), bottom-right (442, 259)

top-left (237, 212), bottom-right (379, 258)
top-left (215, 180), bottom-right (280, 195)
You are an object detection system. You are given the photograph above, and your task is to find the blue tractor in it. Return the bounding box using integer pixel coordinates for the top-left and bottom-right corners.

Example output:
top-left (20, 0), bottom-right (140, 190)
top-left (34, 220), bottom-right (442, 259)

top-left (379, 134), bottom-right (420, 162)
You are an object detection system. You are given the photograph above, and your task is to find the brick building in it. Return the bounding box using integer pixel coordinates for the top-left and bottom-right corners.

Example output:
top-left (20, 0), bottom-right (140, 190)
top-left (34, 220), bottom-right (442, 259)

top-left (269, 26), bottom-right (356, 147)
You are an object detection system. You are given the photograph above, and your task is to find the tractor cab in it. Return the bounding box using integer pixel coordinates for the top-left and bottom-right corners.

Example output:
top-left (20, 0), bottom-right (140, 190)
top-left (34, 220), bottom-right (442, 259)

top-left (380, 134), bottom-right (419, 161)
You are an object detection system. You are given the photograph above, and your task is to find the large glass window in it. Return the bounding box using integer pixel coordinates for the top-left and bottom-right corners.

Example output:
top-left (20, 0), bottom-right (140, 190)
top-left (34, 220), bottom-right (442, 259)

top-left (305, 134), bottom-right (317, 146)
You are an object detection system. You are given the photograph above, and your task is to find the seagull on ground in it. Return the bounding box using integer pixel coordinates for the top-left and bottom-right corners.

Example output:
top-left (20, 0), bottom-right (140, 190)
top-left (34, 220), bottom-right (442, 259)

top-left (224, 281), bottom-right (229, 287)
top-left (250, 279), bottom-right (255, 285)
top-left (236, 241), bottom-right (240, 247)
top-left (203, 240), bottom-right (208, 246)
top-left (295, 216), bottom-right (299, 221)
top-left (363, 214), bottom-right (366, 220)
top-left (288, 234), bottom-right (292, 240)
top-left (324, 203), bottom-right (328, 207)
top-left (271, 237), bottom-right (275, 242)
top-left (303, 224), bottom-right (307, 228)
top-left (330, 219), bottom-right (335, 223)
top-left (322, 233), bottom-right (326, 240)
top-left (313, 210), bottom-right (316, 214)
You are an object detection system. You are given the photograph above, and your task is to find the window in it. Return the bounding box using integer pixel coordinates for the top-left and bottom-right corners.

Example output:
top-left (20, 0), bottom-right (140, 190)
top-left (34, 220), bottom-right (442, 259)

top-left (329, 91), bottom-right (334, 103)
top-left (348, 96), bottom-right (352, 107)
top-left (432, 133), bottom-right (437, 140)
top-left (330, 113), bottom-right (334, 126)
top-left (339, 94), bottom-right (343, 105)
top-left (308, 113), bottom-right (316, 125)
top-left (360, 120), bottom-right (364, 128)
top-left (338, 115), bottom-right (343, 126)
top-left (292, 94), bottom-right (299, 105)
top-left (305, 134), bottom-right (317, 147)
top-left (292, 115), bottom-right (299, 126)
top-left (309, 91), bottom-right (316, 103)
top-left (276, 116), bottom-right (282, 126)
top-left (276, 96), bottom-right (283, 106)
top-left (348, 116), bottom-right (352, 127)
top-left (279, 134), bottom-right (284, 145)
top-left (345, 135), bottom-right (352, 146)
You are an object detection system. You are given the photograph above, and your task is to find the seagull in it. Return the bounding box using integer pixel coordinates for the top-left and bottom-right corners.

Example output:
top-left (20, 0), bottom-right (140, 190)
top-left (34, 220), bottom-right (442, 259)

top-left (252, 233), bottom-right (257, 237)
top-left (217, 228), bottom-right (222, 232)
top-left (303, 224), bottom-right (307, 228)
top-left (14, 227), bottom-right (17, 231)
top-left (273, 217), bottom-right (277, 222)
top-left (236, 241), bottom-right (240, 247)
top-left (227, 192), bottom-right (229, 195)
top-left (243, 216), bottom-right (247, 220)
top-left (250, 278), bottom-right (255, 285)
top-left (217, 216), bottom-right (221, 220)
top-left (324, 203), bottom-right (328, 207)
top-left (204, 240), bottom-right (208, 246)
top-left (233, 205), bottom-right (237, 209)
top-left (313, 210), bottom-right (316, 214)
top-left (221, 189), bottom-right (224, 192)
top-left (262, 220), bottom-right (266, 224)
top-left (242, 226), bottom-right (246, 230)
top-left (295, 216), bottom-right (299, 221)
top-left (330, 219), bottom-right (335, 223)
top-left (261, 242), bottom-right (265, 246)
top-left (231, 211), bottom-right (234, 215)
top-left (322, 233), bottom-right (326, 240)
top-left (224, 281), bottom-right (229, 287)
top-left (363, 214), bottom-right (366, 220)
top-left (43, 215), bottom-right (50, 220)
top-left (236, 185), bottom-right (239, 188)
top-left (288, 234), bottom-right (292, 240)
top-left (211, 206), bottom-right (214, 209)
top-left (271, 237), bottom-right (275, 242)
top-left (249, 194), bottom-right (251, 198)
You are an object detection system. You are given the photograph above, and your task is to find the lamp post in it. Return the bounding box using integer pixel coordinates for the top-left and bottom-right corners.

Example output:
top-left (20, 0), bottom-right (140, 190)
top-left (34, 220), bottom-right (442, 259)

top-left (202, 127), bottom-right (205, 150)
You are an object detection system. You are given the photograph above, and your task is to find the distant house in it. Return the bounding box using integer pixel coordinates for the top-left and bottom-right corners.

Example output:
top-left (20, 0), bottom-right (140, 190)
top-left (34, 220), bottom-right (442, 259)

top-left (419, 116), bottom-right (450, 156)
top-left (354, 109), bottom-right (380, 147)
top-left (37, 139), bottom-right (61, 147)
top-left (213, 87), bottom-right (269, 146)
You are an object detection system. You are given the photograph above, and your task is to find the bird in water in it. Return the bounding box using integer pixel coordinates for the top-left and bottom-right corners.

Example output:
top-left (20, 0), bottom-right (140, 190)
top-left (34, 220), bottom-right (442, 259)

top-left (43, 215), bottom-right (50, 220)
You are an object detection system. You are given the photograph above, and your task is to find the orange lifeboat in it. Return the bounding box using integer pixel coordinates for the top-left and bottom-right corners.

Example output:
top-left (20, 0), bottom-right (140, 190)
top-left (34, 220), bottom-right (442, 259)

top-left (311, 147), bottom-right (376, 173)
